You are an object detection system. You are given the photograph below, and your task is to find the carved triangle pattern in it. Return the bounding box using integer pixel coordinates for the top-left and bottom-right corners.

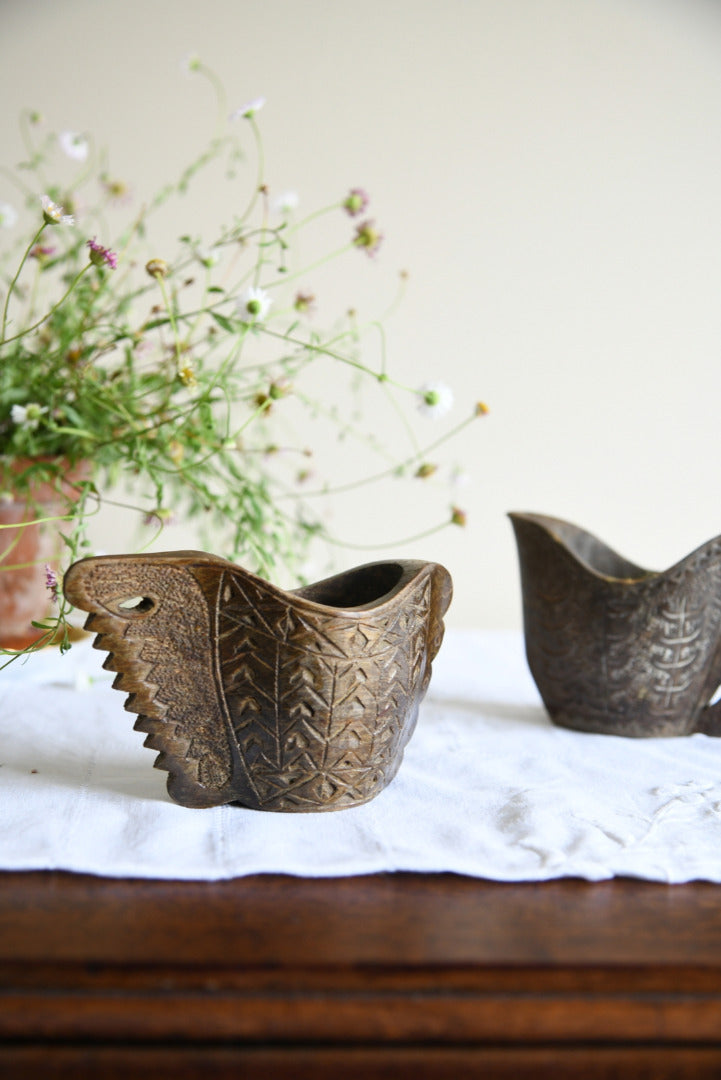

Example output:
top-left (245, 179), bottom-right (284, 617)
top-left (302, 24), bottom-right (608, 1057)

top-left (215, 569), bottom-right (433, 810)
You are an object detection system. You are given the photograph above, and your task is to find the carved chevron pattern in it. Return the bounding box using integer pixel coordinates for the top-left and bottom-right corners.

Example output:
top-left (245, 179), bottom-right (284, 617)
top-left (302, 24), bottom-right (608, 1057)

top-left (215, 569), bottom-right (432, 810)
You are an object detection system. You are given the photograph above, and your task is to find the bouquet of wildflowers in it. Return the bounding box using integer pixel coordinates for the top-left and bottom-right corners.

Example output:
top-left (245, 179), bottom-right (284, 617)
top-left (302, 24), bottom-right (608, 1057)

top-left (0, 61), bottom-right (483, 659)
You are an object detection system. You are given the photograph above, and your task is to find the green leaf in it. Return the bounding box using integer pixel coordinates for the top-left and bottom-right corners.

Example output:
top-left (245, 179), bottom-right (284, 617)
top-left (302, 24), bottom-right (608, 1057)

top-left (210, 311), bottom-right (237, 333)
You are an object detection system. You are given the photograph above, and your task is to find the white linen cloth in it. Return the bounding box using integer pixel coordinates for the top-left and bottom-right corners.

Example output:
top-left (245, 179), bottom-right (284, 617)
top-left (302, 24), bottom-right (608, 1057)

top-left (2, 628), bottom-right (721, 882)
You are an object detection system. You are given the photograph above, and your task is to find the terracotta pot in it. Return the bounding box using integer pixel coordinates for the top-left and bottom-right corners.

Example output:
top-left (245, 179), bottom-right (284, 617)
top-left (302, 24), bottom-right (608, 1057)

top-left (0, 459), bottom-right (92, 650)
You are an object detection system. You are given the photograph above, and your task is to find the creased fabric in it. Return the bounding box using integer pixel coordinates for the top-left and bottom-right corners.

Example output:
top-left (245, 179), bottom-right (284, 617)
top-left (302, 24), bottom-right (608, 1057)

top-left (2, 629), bottom-right (721, 882)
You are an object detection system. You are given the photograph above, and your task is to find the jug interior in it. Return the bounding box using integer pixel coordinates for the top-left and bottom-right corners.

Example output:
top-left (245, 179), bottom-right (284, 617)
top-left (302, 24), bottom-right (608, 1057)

top-left (298, 562), bottom-right (406, 609)
top-left (521, 513), bottom-right (648, 581)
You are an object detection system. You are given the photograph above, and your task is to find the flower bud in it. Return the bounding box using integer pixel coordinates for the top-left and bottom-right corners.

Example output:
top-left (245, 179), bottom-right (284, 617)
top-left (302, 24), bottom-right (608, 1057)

top-left (353, 220), bottom-right (383, 257)
top-left (146, 258), bottom-right (168, 279)
top-left (343, 188), bottom-right (369, 216)
top-left (268, 380), bottom-right (289, 400)
top-left (177, 363), bottom-right (197, 387)
top-left (294, 290), bottom-right (315, 313)
top-left (87, 237), bottom-right (118, 270)
top-left (44, 564), bottom-right (59, 603)
top-left (30, 244), bottom-right (55, 262)
top-left (169, 441), bottom-right (184, 465)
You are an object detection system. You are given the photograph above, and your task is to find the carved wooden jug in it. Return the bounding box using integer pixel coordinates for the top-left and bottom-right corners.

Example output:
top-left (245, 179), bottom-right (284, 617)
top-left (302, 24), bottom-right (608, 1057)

top-left (64, 552), bottom-right (452, 810)
top-left (510, 512), bottom-right (721, 737)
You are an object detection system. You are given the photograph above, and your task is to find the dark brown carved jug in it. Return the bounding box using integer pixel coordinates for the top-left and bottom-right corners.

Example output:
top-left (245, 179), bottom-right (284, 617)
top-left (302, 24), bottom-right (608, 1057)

top-left (64, 552), bottom-right (452, 810)
top-left (510, 512), bottom-right (721, 737)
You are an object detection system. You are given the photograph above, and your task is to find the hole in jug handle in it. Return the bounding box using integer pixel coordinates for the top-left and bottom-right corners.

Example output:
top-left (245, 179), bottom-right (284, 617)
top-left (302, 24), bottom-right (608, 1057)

top-left (114, 595), bottom-right (156, 616)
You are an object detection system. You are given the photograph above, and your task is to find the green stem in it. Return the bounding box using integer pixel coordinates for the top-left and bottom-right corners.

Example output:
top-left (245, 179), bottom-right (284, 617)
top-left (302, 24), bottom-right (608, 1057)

top-left (196, 62), bottom-right (228, 141)
top-left (1, 262), bottom-right (92, 346)
top-left (155, 275), bottom-right (184, 371)
top-left (65, 133), bottom-right (98, 195)
top-left (184, 266), bottom-right (212, 344)
top-left (290, 387), bottom-right (398, 465)
top-left (378, 378), bottom-right (421, 457)
top-left (259, 326), bottom-right (413, 393)
top-left (284, 202), bottom-right (340, 236)
top-left (283, 409), bottom-right (481, 499)
top-left (0, 164), bottom-right (34, 200)
top-left (235, 115), bottom-right (265, 228)
top-left (318, 519), bottom-right (450, 552)
top-left (0, 510), bottom-right (76, 529)
top-left (133, 512), bottom-right (168, 552)
top-left (263, 242), bottom-right (353, 291)
top-left (1, 223), bottom-right (46, 341)
top-left (147, 393), bottom-right (273, 478)
top-left (19, 110), bottom-right (49, 190)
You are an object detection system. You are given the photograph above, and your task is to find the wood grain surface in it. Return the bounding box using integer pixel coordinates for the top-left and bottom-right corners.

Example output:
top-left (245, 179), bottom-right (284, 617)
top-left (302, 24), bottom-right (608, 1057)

top-left (2, 871), bottom-right (721, 1078)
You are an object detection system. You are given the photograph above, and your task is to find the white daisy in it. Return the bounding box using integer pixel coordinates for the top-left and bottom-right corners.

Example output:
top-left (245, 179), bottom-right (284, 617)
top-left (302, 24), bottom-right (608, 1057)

top-left (58, 131), bottom-right (89, 161)
top-left (40, 195), bottom-right (74, 227)
top-left (417, 381), bottom-right (454, 419)
top-left (449, 466), bottom-right (471, 488)
top-left (11, 402), bottom-right (48, 430)
top-left (230, 96), bottom-right (266, 121)
top-left (274, 190), bottom-right (299, 214)
top-left (237, 286), bottom-right (273, 324)
top-left (180, 52), bottom-right (201, 75)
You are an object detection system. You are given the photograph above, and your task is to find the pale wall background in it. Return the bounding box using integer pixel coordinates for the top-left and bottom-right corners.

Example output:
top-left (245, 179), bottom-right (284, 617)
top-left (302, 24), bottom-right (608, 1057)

top-left (3, 0), bottom-right (721, 627)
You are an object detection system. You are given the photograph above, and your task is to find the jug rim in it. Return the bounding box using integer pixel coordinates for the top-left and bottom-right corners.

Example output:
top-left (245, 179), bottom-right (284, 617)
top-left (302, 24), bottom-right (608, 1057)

top-left (509, 511), bottom-right (721, 586)
top-left (508, 511), bottom-right (652, 584)
top-left (64, 550), bottom-right (450, 620)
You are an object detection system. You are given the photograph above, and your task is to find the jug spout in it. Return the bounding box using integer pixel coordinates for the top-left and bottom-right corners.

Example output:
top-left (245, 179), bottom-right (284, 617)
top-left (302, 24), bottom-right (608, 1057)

top-left (509, 513), bottom-right (721, 738)
top-left (509, 512), bottom-right (650, 584)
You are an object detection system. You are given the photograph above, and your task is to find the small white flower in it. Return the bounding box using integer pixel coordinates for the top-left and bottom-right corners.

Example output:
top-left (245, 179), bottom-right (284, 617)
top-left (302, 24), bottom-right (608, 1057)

top-left (230, 96), bottom-right (266, 120)
top-left (11, 402), bottom-right (48, 431)
top-left (449, 466), bottom-right (471, 488)
top-left (237, 286), bottom-right (273, 324)
top-left (274, 190), bottom-right (299, 214)
top-left (58, 131), bottom-right (89, 161)
top-left (196, 245), bottom-right (219, 268)
top-left (417, 381), bottom-right (454, 419)
top-left (40, 195), bottom-right (74, 227)
top-left (0, 203), bottom-right (18, 229)
top-left (180, 52), bottom-right (201, 74)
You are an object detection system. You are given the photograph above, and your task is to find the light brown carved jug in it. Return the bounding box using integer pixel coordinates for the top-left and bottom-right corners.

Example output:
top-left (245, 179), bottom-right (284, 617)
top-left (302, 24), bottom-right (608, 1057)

top-left (510, 512), bottom-right (721, 737)
top-left (64, 552), bottom-right (452, 810)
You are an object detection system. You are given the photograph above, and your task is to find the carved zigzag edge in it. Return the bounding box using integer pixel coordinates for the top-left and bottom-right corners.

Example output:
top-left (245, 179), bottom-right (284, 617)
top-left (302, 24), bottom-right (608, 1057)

top-left (84, 610), bottom-right (192, 777)
top-left (86, 611), bottom-right (164, 720)
top-left (85, 611), bottom-right (230, 805)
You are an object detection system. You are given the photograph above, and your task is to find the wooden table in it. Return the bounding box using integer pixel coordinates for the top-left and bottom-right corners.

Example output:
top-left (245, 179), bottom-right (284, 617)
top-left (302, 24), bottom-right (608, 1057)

top-left (2, 872), bottom-right (721, 1077)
